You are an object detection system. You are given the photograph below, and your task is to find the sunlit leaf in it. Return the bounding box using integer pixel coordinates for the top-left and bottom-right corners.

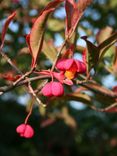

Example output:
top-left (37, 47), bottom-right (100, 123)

top-left (42, 40), bottom-right (57, 62)
top-left (29, 0), bottom-right (64, 67)
top-left (82, 32), bottom-right (117, 72)
top-left (96, 26), bottom-right (113, 44)
top-left (98, 32), bottom-right (117, 60)
top-left (48, 18), bottom-right (64, 32)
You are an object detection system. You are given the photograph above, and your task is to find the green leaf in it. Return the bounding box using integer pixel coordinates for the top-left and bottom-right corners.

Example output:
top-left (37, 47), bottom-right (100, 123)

top-left (98, 32), bottom-right (117, 60)
top-left (42, 40), bottom-right (57, 63)
top-left (82, 32), bottom-right (117, 72)
top-left (48, 19), bottom-right (64, 32)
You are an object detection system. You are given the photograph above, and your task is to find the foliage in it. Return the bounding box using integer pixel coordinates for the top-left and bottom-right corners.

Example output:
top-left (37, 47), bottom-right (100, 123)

top-left (0, 0), bottom-right (117, 155)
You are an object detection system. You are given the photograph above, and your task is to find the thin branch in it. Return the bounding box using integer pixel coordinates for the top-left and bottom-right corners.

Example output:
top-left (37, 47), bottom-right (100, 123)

top-left (51, 39), bottom-right (67, 71)
top-left (0, 75), bottom-right (50, 94)
top-left (0, 50), bottom-right (22, 74)
top-left (76, 80), bottom-right (117, 98)
top-left (28, 81), bottom-right (46, 107)
top-left (0, 42), bottom-right (48, 107)
top-left (13, 67), bottom-right (34, 86)
top-left (90, 102), bottom-right (117, 112)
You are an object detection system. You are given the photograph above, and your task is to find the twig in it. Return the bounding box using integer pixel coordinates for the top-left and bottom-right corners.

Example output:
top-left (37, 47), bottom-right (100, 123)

top-left (51, 39), bottom-right (67, 71)
top-left (0, 75), bottom-right (50, 94)
top-left (28, 81), bottom-right (46, 107)
top-left (13, 67), bottom-right (34, 86)
top-left (76, 80), bottom-right (117, 98)
top-left (0, 50), bottom-right (22, 74)
top-left (34, 79), bottom-right (48, 94)
top-left (90, 102), bottom-right (117, 112)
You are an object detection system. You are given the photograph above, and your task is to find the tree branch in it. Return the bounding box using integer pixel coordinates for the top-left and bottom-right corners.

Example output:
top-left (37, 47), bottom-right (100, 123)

top-left (90, 102), bottom-right (117, 112)
top-left (76, 80), bottom-right (117, 98)
top-left (0, 75), bottom-right (50, 94)
top-left (0, 50), bottom-right (22, 74)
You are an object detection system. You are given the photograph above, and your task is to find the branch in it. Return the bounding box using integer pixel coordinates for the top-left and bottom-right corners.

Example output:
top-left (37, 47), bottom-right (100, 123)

top-left (76, 80), bottom-right (117, 98)
top-left (0, 50), bottom-right (22, 74)
top-left (0, 75), bottom-right (50, 94)
top-left (90, 102), bottom-right (117, 112)
top-left (28, 81), bottom-right (46, 107)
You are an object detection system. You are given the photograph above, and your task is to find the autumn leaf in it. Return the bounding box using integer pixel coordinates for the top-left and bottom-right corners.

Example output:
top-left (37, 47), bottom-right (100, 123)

top-left (65, 0), bottom-right (74, 37)
top-left (29, 0), bottom-right (64, 68)
top-left (65, 0), bottom-right (93, 38)
top-left (1, 71), bottom-right (21, 81)
top-left (98, 32), bottom-right (117, 60)
top-left (0, 11), bottom-right (16, 50)
top-left (82, 32), bottom-right (117, 72)
top-left (81, 36), bottom-right (99, 72)
top-left (42, 40), bottom-right (57, 63)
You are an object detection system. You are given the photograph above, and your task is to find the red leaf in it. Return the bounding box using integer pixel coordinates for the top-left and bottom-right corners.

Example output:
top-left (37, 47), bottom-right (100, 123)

top-left (65, 0), bottom-right (74, 37)
top-left (65, 0), bottom-right (74, 35)
top-left (2, 72), bottom-right (21, 81)
top-left (0, 11), bottom-right (16, 50)
top-left (65, 0), bottom-right (93, 38)
top-left (29, 0), bottom-right (64, 68)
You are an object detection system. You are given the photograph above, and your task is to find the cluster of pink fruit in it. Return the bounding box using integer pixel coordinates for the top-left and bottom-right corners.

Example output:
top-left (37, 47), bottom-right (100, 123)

top-left (16, 58), bottom-right (86, 138)
top-left (41, 58), bottom-right (86, 97)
